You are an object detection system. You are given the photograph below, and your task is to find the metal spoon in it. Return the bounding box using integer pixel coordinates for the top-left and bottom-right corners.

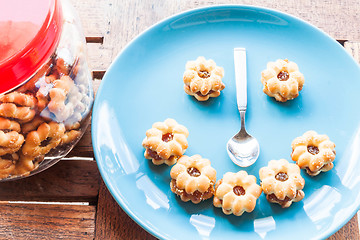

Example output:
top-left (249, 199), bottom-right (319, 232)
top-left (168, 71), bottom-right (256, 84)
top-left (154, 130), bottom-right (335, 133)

top-left (227, 48), bottom-right (260, 167)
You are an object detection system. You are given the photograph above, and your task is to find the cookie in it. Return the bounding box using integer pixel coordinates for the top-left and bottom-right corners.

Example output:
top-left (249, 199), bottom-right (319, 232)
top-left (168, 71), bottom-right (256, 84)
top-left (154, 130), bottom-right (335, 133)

top-left (22, 121), bottom-right (65, 157)
top-left (142, 118), bottom-right (189, 166)
top-left (183, 56), bottom-right (225, 101)
top-left (170, 154), bottom-right (216, 204)
top-left (213, 171), bottom-right (262, 216)
top-left (291, 130), bottom-right (336, 176)
top-left (0, 154), bottom-right (18, 179)
top-left (61, 130), bottom-right (81, 145)
top-left (48, 75), bottom-right (75, 117)
top-left (0, 103), bottom-right (35, 123)
top-left (259, 159), bottom-right (305, 208)
top-left (261, 59), bottom-right (304, 102)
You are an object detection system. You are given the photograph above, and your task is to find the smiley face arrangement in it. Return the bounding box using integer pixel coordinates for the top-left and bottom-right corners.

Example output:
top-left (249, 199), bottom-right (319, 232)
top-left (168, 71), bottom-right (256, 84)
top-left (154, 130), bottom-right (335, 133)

top-left (141, 56), bottom-right (336, 216)
top-left (261, 59), bottom-right (305, 102)
top-left (183, 56), bottom-right (225, 101)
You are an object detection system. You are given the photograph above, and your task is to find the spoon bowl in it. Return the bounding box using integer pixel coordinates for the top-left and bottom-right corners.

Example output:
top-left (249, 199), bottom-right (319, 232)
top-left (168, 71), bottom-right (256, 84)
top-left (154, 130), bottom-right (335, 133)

top-left (227, 126), bottom-right (260, 167)
top-left (227, 48), bottom-right (260, 167)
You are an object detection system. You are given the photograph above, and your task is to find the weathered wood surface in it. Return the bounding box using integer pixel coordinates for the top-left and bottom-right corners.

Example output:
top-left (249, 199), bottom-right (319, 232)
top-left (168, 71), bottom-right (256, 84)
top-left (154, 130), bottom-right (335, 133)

top-left (95, 181), bottom-right (157, 240)
top-left (0, 203), bottom-right (95, 240)
top-left (329, 215), bottom-right (359, 240)
top-left (71, 0), bottom-right (360, 74)
top-left (1, 1), bottom-right (359, 239)
top-left (0, 160), bottom-right (100, 203)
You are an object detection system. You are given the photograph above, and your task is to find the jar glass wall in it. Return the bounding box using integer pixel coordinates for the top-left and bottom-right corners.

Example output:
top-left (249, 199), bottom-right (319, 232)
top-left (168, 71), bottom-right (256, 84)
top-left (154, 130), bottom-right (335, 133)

top-left (0, 0), bottom-right (93, 181)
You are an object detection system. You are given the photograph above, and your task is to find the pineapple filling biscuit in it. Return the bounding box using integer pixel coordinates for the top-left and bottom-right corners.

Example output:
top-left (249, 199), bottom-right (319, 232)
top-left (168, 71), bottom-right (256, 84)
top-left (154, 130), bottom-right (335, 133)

top-left (291, 130), bottom-right (336, 176)
top-left (170, 154), bottom-right (216, 204)
top-left (261, 59), bottom-right (304, 102)
top-left (183, 56), bottom-right (225, 101)
top-left (142, 118), bottom-right (189, 166)
top-left (259, 159), bottom-right (305, 208)
top-left (213, 170), bottom-right (262, 216)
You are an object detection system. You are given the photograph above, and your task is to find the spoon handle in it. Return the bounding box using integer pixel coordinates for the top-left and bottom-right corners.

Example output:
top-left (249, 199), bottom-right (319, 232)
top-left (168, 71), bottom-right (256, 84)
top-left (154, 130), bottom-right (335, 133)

top-left (234, 48), bottom-right (247, 112)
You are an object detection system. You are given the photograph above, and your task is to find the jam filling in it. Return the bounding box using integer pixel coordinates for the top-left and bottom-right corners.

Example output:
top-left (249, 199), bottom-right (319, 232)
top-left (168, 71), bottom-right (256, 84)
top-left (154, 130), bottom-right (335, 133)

top-left (268, 193), bottom-right (291, 206)
top-left (307, 145), bottom-right (319, 155)
top-left (196, 90), bottom-right (214, 97)
top-left (171, 179), bottom-right (214, 203)
top-left (277, 71), bottom-right (290, 81)
top-left (275, 172), bottom-right (288, 182)
top-left (162, 133), bottom-right (173, 142)
top-left (233, 186), bottom-right (246, 196)
top-left (306, 164), bottom-right (327, 174)
top-left (187, 167), bottom-right (201, 177)
top-left (146, 148), bottom-right (162, 161)
top-left (198, 70), bottom-right (210, 78)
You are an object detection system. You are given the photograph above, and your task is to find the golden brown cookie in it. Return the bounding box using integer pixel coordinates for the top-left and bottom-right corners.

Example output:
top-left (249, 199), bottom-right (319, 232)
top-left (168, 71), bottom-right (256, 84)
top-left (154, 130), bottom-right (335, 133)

top-left (12, 153), bottom-right (44, 176)
top-left (0, 103), bottom-right (35, 123)
top-left (183, 56), bottom-right (225, 101)
top-left (0, 131), bottom-right (24, 156)
top-left (261, 59), bottom-right (304, 102)
top-left (35, 75), bottom-right (57, 111)
top-left (65, 121), bottom-right (80, 131)
top-left (0, 154), bottom-right (18, 179)
top-left (0, 117), bottom-right (20, 132)
top-left (21, 116), bottom-right (47, 135)
top-left (56, 57), bottom-right (72, 76)
top-left (48, 75), bottom-right (74, 115)
top-left (291, 130), bottom-right (336, 176)
top-left (0, 117), bottom-right (24, 156)
top-left (61, 130), bottom-right (81, 145)
top-left (259, 159), bottom-right (305, 208)
top-left (0, 103), bottom-right (36, 123)
top-left (170, 154), bottom-right (216, 204)
top-left (22, 121), bottom-right (65, 157)
top-left (0, 92), bottom-right (37, 108)
top-left (142, 118), bottom-right (189, 166)
top-left (213, 171), bottom-right (262, 216)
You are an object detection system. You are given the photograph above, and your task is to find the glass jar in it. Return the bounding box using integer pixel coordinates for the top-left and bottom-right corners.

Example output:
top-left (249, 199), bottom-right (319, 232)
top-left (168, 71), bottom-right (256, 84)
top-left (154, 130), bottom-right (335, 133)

top-left (0, 0), bottom-right (93, 180)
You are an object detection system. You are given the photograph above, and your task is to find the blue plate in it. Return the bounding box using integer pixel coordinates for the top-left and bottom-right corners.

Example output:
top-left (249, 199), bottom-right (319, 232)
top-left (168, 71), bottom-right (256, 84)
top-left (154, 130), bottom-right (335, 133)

top-left (92, 5), bottom-right (360, 240)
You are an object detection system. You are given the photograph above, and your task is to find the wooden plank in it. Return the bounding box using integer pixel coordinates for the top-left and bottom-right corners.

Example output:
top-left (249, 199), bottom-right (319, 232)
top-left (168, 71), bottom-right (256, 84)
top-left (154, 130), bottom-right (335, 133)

top-left (344, 41), bottom-right (360, 64)
top-left (328, 214), bottom-right (359, 240)
top-left (86, 37), bottom-right (104, 44)
top-left (69, 0), bottom-right (108, 37)
top-left (94, 181), bottom-right (156, 240)
top-left (0, 160), bottom-right (100, 203)
top-left (86, 43), bottom-right (112, 77)
top-left (81, 0), bottom-right (360, 72)
top-left (0, 203), bottom-right (95, 240)
top-left (69, 0), bottom-right (112, 72)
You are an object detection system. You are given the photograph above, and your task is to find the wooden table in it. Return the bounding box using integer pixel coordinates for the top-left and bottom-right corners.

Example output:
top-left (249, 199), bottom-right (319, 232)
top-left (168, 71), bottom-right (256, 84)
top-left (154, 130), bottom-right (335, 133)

top-left (1, 0), bottom-right (359, 239)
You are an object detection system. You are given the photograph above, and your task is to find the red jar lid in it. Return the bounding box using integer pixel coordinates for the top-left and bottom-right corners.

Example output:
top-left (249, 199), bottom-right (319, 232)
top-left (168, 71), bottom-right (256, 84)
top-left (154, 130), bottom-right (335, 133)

top-left (0, 0), bottom-right (63, 94)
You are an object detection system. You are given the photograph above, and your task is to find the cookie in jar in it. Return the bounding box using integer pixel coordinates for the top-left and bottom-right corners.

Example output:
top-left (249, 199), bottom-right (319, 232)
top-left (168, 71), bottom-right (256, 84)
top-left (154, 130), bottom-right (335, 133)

top-left (0, 0), bottom-right (93, 180)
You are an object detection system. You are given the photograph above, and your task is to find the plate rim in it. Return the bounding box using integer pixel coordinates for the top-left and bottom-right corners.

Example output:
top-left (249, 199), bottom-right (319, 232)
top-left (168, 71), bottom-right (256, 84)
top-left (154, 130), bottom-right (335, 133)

top-left (91, 4), bottom-right (360, 240)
